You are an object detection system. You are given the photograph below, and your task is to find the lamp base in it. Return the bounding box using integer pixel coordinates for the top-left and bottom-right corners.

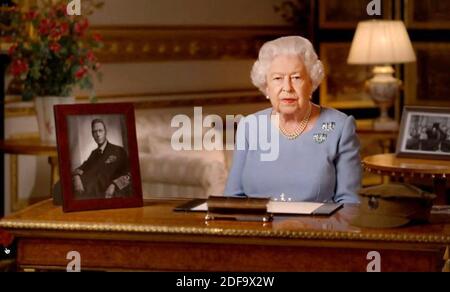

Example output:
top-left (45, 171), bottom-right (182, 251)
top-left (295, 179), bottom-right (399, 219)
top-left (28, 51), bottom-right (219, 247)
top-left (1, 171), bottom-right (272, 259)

top-left (373, 118), bottom-right (399, 131)
top-left (367, 65), bottom-right (401, 132)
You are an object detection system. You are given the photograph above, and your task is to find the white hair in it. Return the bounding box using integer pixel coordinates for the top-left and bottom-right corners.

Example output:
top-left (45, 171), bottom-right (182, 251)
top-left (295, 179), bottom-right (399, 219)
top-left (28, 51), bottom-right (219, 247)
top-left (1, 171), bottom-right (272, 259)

top-left (251, 36), bottom-right (324, 95)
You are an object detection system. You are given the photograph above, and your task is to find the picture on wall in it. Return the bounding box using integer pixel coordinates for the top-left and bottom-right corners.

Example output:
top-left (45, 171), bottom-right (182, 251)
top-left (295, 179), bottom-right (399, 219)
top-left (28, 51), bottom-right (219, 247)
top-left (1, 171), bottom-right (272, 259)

top-left (320, 43), bottom-right (375, 109)
top-left (319, 0), bottom-right (393, 29)
top-left (405, 0), bottom-right (450, 29)
top-left (405, 43), bottom-right (450, 107)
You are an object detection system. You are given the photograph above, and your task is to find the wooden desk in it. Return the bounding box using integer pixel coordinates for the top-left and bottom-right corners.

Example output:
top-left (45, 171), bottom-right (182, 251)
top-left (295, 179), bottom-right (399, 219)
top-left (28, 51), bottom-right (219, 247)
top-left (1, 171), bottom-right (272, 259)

top-left (1, 199), bottom-right (449, 272)
top-left (363, 153), bottom-right (450, 204)
top-left (0, 138), bottom-right (58, 212)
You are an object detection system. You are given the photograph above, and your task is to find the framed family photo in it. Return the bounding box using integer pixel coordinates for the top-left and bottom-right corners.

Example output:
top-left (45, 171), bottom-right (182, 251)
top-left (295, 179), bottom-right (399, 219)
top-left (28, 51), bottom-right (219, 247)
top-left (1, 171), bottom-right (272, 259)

top-left (396, 106), bottom-right (450, 160)
top-left (54, 103), bottom-right (143, 212)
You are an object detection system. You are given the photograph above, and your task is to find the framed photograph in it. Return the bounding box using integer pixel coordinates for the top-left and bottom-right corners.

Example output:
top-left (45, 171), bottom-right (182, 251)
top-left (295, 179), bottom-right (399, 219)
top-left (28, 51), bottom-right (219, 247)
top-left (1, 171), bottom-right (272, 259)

top-left (405, 0), bottom-right (450, 29)
top-left (320, 42), bottom-right (375, 109)
top-left (396, 106), bottom-right (450, 160)
top-left (54, 103), bottom-right (143, 212)
top-left (319, 0), bottom-right (393, 29)
top-left (405, 43), bottom-right (450, 107)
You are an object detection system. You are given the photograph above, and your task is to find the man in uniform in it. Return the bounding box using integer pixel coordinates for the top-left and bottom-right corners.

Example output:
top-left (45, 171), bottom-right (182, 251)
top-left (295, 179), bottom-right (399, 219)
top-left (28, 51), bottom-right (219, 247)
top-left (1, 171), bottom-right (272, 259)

top-left (72, 119), bottom-right (131, 199)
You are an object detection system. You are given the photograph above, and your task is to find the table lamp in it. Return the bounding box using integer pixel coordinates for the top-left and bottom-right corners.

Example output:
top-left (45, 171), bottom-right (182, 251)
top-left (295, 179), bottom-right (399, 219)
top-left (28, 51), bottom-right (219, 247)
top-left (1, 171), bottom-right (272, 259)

top-left (348, 20), bottom-right (416, 131)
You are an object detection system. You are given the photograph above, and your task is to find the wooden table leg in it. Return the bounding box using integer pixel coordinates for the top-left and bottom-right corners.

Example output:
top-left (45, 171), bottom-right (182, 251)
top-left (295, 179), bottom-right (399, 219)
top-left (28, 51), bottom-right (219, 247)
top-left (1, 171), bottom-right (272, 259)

top-left (433, 177), bottom-right (449, 205)
top-left (9, 154), bottom-right (19, 213)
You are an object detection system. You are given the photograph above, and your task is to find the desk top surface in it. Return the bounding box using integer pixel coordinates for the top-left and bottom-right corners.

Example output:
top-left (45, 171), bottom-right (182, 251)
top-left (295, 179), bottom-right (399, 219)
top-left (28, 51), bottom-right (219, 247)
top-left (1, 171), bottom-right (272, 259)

top-left (1, 199), bottom-right (449, 245)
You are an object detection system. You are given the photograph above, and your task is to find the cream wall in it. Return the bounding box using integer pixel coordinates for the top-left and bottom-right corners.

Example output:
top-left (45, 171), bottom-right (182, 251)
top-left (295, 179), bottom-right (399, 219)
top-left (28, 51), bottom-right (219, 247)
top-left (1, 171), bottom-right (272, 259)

top-left (75, 0), bottom-right (289, 97)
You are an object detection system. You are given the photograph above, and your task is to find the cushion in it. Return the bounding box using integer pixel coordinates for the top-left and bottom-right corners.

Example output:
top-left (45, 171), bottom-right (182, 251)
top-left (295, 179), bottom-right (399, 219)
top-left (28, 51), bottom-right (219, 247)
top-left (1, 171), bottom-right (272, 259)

top-left (140, 153), bottom-right (227, 189)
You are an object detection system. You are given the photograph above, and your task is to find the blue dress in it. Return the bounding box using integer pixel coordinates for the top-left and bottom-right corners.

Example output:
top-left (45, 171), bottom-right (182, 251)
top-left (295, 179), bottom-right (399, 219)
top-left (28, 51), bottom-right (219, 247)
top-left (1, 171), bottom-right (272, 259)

top-left (224, 107), bottom-right (361, 203)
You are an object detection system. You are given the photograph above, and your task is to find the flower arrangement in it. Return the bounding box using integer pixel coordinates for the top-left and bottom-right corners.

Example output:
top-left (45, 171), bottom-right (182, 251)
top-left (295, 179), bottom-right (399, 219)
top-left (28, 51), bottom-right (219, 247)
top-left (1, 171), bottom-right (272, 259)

top-left (7, 0), bottom-right (104, 101)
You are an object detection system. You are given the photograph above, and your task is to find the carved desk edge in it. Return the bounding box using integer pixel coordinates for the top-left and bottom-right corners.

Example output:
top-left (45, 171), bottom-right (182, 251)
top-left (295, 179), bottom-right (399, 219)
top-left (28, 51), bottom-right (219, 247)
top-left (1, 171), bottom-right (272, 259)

top-left (362, 163), bottom-right (449, 179)
top-left (1, 218), bottom-right (449, 245)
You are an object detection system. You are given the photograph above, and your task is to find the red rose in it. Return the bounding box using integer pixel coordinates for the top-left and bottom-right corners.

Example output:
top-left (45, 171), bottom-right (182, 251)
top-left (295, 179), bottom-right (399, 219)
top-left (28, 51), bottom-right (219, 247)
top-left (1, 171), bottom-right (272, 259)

top-left (48, 3), bottom-right (67, 19)
top-left (39, 19), bottom-right (55, 36)
top-left (74, 19), bottom-right (89, 36)
top-left (49, 42), bottom-right (62, 53)
top-left (49, 22), bottom-right (69, 41)
top-left (9, 59), bottom-right (29, 77)
top-left (86, 50), bottom-right (96, 62)
top-left (92, 33), bottom-right (103, 43)
top-left (49, 30), bottom-right (61, 41)
top-left (75, 66), bottom-right (88, 79)
top-left (25, 11), bottom-right (38, 21)
top-left (60, 22), bottom-right (69, 36)
top-left (55, 3), bottom-right (68, 16)
top-left (0, 229), bottom-right (13, 247)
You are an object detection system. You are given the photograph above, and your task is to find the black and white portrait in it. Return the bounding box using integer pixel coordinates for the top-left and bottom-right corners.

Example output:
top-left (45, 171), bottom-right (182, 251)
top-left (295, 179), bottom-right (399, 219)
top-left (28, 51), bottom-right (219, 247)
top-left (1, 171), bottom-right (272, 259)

top-left (68, 114), bottom-right (133, 200)
top-left (399, 110), bottom-right (450, 157)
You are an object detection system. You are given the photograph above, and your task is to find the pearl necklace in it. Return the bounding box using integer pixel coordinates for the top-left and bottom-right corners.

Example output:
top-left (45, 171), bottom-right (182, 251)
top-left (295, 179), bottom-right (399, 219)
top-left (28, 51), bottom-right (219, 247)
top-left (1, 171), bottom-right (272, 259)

top-left (278, 103), bottom-right (312, 140)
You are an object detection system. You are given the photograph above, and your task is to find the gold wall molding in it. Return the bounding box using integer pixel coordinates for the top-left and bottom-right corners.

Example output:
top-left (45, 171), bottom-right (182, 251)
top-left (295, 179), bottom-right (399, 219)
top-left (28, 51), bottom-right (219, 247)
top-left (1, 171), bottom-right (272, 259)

top-left (5, 106), bottom-right (35, 118)
top-left (91, 26), bottom-right (297, 63)
top-left (5, 89), bottom-right (265, 117)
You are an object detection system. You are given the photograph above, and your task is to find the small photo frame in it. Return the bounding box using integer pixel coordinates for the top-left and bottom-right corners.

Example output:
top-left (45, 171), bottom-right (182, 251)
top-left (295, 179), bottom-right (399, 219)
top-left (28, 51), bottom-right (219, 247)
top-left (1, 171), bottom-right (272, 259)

top-left (396, 106), bottom-right (450, 160)
top-left (54, 103), bottom-right (143, 212)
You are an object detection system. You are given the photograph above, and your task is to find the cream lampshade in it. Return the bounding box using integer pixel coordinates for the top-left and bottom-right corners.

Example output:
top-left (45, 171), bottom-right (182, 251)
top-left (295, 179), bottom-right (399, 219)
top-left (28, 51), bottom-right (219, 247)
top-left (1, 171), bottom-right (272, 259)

top-left (348, 20), bottom-right (416, 131)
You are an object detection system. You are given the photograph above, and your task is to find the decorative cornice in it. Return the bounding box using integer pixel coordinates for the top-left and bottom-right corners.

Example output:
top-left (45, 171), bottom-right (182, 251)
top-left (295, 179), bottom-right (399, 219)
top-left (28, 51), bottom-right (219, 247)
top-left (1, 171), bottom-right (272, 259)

top-left (5, 90), bottom-right (265, 117)
top-left (1, 219), bottom-right (449, 244)
top-left (91, 26), bottom-right (297, 63)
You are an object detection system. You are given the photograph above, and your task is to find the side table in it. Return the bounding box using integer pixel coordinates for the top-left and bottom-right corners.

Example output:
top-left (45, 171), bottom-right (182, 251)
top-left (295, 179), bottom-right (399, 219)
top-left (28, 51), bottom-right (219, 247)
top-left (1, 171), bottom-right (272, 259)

top-left (362, 153), bottom-right (450, 205)
top-left (0, 137), bottom-right (58, 212)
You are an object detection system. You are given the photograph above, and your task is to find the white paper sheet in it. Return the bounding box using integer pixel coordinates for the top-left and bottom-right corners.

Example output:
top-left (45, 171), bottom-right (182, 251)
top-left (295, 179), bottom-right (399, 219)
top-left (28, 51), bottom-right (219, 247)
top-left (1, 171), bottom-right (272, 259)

top-left (190, 201), bottom-right (323, 214)
top-left (267, 201), bottom-right (323, 214)
top-left (191, 202), bottom-right (207, 211)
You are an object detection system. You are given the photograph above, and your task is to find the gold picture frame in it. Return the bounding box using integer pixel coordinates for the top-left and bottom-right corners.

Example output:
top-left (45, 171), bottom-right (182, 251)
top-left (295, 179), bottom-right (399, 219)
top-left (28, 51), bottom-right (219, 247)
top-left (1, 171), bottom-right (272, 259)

top-left (405, 0), bottom-right (450, 29)
top-left (404, 43), bottom-right (450, 107)
top-left (319, 42), bottom-right (375, 109)
top-left (319, 0), bottom-right (393, 29)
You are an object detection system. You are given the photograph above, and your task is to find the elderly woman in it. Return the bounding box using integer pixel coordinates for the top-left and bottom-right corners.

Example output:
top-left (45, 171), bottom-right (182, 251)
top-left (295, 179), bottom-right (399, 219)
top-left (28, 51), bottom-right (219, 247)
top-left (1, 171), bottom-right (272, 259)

top-left (224, 36), bottom-right (361, 203)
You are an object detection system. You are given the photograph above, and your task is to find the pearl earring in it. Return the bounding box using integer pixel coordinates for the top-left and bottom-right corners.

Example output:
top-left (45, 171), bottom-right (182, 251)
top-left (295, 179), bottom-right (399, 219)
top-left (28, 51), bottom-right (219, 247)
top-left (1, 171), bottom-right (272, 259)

top-left (266, 95), bottom-right (270, 100)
